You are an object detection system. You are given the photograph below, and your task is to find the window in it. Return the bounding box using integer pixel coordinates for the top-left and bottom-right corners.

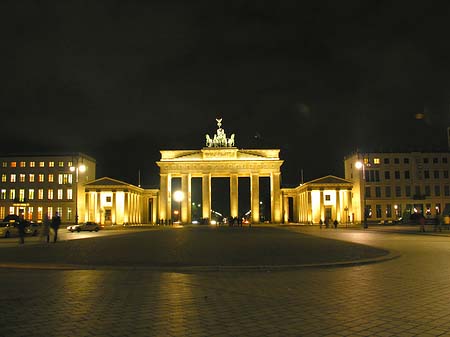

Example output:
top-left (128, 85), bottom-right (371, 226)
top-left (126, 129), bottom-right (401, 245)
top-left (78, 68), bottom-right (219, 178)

top-left (29, 161), bottom-right (35, 168)
top-left (445, 186), bottom-right (450, 197)
top-left (10, 174), bottom-right (16, 183)
top-left (405, 186), bottom-right (411, 197)
top-left (404, 171), bottom-right (410, 179)
top-left (29, 174), bottom-right (35, 182)
top-left (39, 161), bottom-right (45, 167)
top-left (395, 186), bottom-right (401, 197)
top-left (1, 174), bottom-right (6, 182)
top-left (19, 189), bottom-right (25, 202)
top-left (365, 187), bottom-right (371, 198)
top-left (386, 204), bottom-right (392, 218)
top-left (47, 207), bottom-right (53, 219)
top-left (38, 189), bottom-right (44, 200)
top-left (375, 187), bottom-right (381, 198)
top-left (28, 189), bottom-right (34, 200)
top-left (415, 186), bottom-right (421, 196)
top-left (37, 207), bottom-right (43, 221)
top-left (424, 170), bottom-right (430, 179)
top-left (433, 158), bottom-right (438, 164)
top-left (434, 185), bottom-right (440, 197)
top-left (0, 189), bottom-right (6, 200)
top-left (395, 171), bottom-right (400, 179)
top-left (106, 196), bottom-right (112, 202)
top-left (68, 161), bottom-right (73, 167)
top-left (443, 157), bottom-right (448, 164)
top-left (10, 162), bottom-right (16, 168)
top-left (57, 189), bottom-right (63, 200)
top-left (394, 158), bottom-right (399, 164)
top-left (58, 161), bottom-right (64, 167)
top-left (20, 161), bottom-right (26, 168)
top-left (384, 158), bottom-right (390, 164)
top-left (49, 161), bottom-right (54, 167)
top-left (48, 189), bottom-right (54, 200)
top-left (63, 174), bottom-right (69, 184)
top-left (67, 189), bottom-right (73, 200)
top-left (38, 174), bottom-right (45, 182)
top-left (424, 158), bottom-right (429, 164)
top-left (425, 186), bottom-right (430, 196)
top-left (19, 174), bottom-right (25, 182)
top-left (57, 207), bottom-right (62, 217)
top-left (434, 170), bottom-right (440, 179)
top-left (384, 171), bottom-right (390, 179)
top-left (376, 205), bottom-right (382, 218)
top-left (48, 174), bottom-right (54, 183)
top-left (2, 162), bottom-right (7, 168)
top-left (58, 174), bottom-right (63, 184)
top-left (67, 207), bottom-right (72, 221)
top-left (68, 174), bottom-right (73, 184)
top-left (9, 189), bottom-right (15, 200)
top-left (404, 158), bottom-right (409, 164)
top-left (374, 158), bottom-right (380, 164)
top-left (444, 170), bottom-right (449, 179)
top-left (385, 186), bottom-right (391, 198)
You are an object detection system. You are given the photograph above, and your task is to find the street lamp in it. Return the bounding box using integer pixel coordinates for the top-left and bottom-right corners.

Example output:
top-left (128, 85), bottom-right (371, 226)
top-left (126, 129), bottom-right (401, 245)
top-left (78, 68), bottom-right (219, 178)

top-left (355, 160), bottom-right (368, 229)
top-left (70, 164), bottom-right (86, 225)
top-left (173, 190), bottom-right (184, 224)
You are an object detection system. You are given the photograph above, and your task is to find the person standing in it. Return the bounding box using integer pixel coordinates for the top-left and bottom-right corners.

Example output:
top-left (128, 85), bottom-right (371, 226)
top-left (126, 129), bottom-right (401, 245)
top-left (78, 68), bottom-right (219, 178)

top-left (51, 212), bottom-right (61, 243)
top-left (18, 212), bottom-right (26, 244)
top-left (42, 214), bottom-right (51, 243)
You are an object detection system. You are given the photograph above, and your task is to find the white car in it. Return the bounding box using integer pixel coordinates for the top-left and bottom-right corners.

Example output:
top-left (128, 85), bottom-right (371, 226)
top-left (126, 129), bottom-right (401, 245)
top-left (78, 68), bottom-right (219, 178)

top-left (67, 222), bottom-right (100, 232)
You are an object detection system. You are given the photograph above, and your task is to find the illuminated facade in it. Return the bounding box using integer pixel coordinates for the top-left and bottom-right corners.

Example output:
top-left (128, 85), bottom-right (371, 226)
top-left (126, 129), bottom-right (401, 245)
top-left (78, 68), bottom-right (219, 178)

top-left (282, 176), bottom-right (353, 223)
top-left (345, 151), bottom-right (450, 222)
top-left (83, 177), bottom-right (158, 225)
top-left (157, 119), bottom-right (284, 224)
top-left (0, 153), bottom-right (96, 223)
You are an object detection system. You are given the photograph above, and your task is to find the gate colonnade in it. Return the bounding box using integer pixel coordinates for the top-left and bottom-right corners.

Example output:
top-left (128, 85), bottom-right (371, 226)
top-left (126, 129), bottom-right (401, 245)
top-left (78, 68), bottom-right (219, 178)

top-left (157, 148), bottom-right (283, 224)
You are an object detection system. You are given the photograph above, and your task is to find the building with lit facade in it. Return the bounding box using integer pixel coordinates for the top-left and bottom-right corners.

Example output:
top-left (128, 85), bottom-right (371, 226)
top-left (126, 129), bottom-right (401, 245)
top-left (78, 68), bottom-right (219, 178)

top-left (0, 153), bottom-right (96, 223)
top-left (344, 151), bottom-right (450, 223)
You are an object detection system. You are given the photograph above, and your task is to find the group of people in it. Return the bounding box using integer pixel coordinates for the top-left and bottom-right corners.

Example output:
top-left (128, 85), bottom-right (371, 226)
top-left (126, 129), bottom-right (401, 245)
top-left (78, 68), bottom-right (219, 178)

top-left (17, 212), bottom-right (61, 244)
top-left (319, 218), bottom-right (339, 229)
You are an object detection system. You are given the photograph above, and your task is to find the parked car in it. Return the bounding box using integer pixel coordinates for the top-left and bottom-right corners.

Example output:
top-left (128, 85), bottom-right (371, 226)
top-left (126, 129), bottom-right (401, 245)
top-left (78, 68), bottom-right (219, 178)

top-left (0, 221), bottom-right (19, 238)
top-left (67, 222), bottom-right (100, 232)
top-left (25, 222), bottom-right (41, 236)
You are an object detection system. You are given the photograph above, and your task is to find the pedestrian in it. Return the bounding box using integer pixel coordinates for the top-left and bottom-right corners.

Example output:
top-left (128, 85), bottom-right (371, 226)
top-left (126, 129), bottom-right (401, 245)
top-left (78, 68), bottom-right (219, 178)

top-left (18, 213), bottom-right (26, 244)
top-left (333, 219), bottom-right (338, 229)
top-left (51, 212), bottom-right (61, 243)
top-left (434, 215), bottom-right (442, 232)
top-left (42, 213), bottom-right (51, 243)
top-left (319, 219), bottom-right (323, 229)
top-left (419, 214), bottom-right (426, 232)
top-left (325, 218), bottom-right (329, 228)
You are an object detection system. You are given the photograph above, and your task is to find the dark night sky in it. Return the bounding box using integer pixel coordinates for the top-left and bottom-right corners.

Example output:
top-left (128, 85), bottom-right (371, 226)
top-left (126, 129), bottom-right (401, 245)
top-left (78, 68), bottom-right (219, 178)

top-left (1, 1), bottom-right (450, 188)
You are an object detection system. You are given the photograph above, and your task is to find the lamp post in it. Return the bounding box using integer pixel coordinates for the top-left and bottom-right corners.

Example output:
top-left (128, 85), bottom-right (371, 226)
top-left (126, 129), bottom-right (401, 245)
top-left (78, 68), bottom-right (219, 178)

top-left (70, 164), bottom-right (86, 225)
top-left (355, 160), bottom-right (368, 229)
top-left (173, 190), bottom-right (184, 224)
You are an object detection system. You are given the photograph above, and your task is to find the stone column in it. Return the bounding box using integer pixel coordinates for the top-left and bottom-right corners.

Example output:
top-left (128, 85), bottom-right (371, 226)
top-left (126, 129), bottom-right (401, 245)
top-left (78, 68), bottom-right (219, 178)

top-left (347, 189), bottom-right (352, 222)
top-left (85, 191), bottom-right (90, 222)
top-left (202, 174), bottom-right (211, 221)
top-left (336, 189), bottom-right (341, 222)
top-left (152, 196), bottom-right (158, 224)
top-left (251, 173), bottom-right (260, 223)
top-left (270, 172), bottom-right (282, 223)
top-left (124, 191), bottom-right (128, 224)
top-left (159, 174), bottom-right (171, 221)
top-left (307, 190), bottom-right (312, 223)
top-left (230, 174), bottom-right (238, 218)
top-left (181, 174), bottom-right (191, 224)
top-left (320, 189), bottom-right (324, 221)
top-left (112, 191), bottom-right (116, 224)
top-left (96, 191), bottom-right (101, 224)
top-left (283, 195), bottom-right (289, 223)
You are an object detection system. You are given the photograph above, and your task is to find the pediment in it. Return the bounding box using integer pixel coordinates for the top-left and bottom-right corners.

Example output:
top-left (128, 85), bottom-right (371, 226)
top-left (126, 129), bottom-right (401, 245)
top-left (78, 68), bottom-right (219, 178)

top-left (85, 177), bottom-right (132, 187)
top-left (306, 175), bottom-right (353, 186)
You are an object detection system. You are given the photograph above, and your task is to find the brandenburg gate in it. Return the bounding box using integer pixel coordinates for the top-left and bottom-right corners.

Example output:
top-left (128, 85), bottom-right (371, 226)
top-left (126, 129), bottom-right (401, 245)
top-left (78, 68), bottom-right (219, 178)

top-left (157, 119), bottom-right (284, 224)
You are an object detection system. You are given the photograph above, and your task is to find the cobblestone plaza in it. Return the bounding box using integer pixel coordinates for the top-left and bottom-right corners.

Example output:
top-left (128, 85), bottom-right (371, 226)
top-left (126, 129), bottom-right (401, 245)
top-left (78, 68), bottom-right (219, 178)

top-left (1, 226), bottom-right (450, 336)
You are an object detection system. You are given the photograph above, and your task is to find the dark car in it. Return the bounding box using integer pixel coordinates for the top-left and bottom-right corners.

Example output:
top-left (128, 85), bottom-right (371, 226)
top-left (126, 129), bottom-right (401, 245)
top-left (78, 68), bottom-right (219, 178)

top-left (25, 222), bottom-right (41, 236)
top-left (67, 222), bottom-right (100, 232)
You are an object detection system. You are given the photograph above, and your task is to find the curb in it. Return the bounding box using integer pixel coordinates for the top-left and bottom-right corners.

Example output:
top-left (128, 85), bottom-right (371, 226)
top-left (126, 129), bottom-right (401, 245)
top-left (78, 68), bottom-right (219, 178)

top-left (0, 250), bottom-right (400, 272)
